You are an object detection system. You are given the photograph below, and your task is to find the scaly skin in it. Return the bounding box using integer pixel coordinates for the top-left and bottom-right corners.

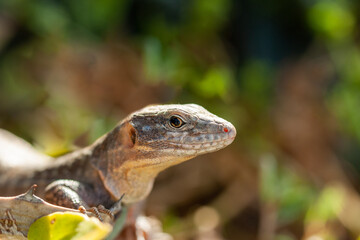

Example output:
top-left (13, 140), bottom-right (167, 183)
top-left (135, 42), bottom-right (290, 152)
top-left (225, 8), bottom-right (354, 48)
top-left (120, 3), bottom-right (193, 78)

top-left (0, 104), bottom-right (236, 209)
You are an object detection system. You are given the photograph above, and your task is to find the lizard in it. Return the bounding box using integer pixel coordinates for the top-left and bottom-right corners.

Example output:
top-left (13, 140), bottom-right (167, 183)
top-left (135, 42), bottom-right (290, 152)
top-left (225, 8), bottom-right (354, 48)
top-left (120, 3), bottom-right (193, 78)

top-left (0, 104), bottom-right (236, 213)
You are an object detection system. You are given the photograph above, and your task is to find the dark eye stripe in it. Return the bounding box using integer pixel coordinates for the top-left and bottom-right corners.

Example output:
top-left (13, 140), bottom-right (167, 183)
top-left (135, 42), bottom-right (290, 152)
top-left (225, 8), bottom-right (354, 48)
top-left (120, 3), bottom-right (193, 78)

top-left (170, 116), bottom-right (184, 128)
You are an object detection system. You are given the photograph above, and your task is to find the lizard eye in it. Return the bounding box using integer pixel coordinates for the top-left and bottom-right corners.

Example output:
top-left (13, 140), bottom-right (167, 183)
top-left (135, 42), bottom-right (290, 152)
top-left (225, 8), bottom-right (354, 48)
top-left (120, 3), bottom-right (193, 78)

top-left (169, 116), bottom-right (185, 128)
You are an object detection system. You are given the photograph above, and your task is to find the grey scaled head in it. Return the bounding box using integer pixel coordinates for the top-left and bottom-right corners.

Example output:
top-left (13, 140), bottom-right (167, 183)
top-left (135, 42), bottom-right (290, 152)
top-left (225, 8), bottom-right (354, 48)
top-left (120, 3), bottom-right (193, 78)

top-left (127, 104), bottom-right (236, 158)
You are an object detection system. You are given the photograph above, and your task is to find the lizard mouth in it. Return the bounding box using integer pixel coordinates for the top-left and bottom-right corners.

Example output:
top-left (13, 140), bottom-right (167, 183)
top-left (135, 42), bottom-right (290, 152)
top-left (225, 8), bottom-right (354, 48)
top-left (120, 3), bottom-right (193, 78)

top-left (165, 130), bottom-right (236, 154)
top-left (182, 137), bottom-right (235, 153)
top-left (131, 131), bottom-right (235, 169)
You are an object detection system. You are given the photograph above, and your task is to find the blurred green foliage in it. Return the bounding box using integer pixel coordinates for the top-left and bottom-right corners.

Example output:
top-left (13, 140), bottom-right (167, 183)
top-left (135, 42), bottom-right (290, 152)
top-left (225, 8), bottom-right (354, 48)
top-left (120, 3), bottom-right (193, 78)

top-left (1, 0), bottom-right (360, 239)
top-left (260, 155), bottom-right (316, 225)
top-left (305, 186), bottom-right (344, 223)
top-left (308, 1), bottom-right (354, 41)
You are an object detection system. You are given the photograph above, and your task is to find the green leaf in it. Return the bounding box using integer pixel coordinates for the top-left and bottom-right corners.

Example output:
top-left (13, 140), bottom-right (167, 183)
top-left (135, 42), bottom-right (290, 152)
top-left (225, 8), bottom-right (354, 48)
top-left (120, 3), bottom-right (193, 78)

top-left (28, 212), bottom-right (112, 240)
top-left (308, 1), bottom-right (354, 41)
top-left (260, 155), bottom-right (315, 224)
top-left (305, 186), bottom-right (345, 223)
top-left (105, 207), bottom-right (127, 240)
top-left (193, 67), bottom-right (232, 99)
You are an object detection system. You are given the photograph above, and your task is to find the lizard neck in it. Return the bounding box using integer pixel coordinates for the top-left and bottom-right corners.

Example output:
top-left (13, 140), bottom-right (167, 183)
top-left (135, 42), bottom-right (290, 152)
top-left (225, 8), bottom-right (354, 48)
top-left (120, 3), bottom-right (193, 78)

top-left (117, 154), bottom-right (193, 204)
top-left (88, 122), bottom-right (141, 203)
top-left (89, 122), bottom-right (193, 204)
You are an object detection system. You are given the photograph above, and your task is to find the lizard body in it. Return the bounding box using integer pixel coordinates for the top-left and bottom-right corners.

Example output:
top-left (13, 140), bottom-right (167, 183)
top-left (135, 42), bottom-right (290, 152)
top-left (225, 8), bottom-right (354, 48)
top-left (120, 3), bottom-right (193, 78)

top-left (0, 104), bottom-right (236, 209)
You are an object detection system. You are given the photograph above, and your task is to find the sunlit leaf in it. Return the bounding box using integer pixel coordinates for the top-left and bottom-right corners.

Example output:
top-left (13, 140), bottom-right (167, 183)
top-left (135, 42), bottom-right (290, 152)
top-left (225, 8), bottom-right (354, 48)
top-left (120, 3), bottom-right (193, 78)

top-left (308, 1), bottom-right (354, 41)
top-left (28, 212), bottom-right (112, 240)
top-left (193, 67), bottom-right (231, 99)
top-left (305, 186), bottom-right (345, 223)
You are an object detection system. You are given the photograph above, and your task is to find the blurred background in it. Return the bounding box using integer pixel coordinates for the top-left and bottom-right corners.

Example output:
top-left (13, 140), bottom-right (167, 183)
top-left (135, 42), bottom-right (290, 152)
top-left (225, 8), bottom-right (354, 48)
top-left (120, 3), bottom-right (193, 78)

top-left (1, 0), bottom-right (360, 239)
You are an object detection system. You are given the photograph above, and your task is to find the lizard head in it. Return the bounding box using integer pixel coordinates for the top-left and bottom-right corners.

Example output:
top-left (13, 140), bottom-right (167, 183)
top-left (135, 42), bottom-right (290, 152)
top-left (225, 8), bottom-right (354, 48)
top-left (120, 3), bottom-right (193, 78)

top-left (123, 104), bottom-right (236, 167)
top-left (93, 104), bottom-right (236, 203)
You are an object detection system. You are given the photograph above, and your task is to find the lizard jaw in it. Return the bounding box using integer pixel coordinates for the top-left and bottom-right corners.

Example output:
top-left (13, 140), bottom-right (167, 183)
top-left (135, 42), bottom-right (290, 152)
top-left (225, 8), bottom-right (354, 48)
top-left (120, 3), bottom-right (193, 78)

top-left (166, 129), bottom-right (236, 155)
